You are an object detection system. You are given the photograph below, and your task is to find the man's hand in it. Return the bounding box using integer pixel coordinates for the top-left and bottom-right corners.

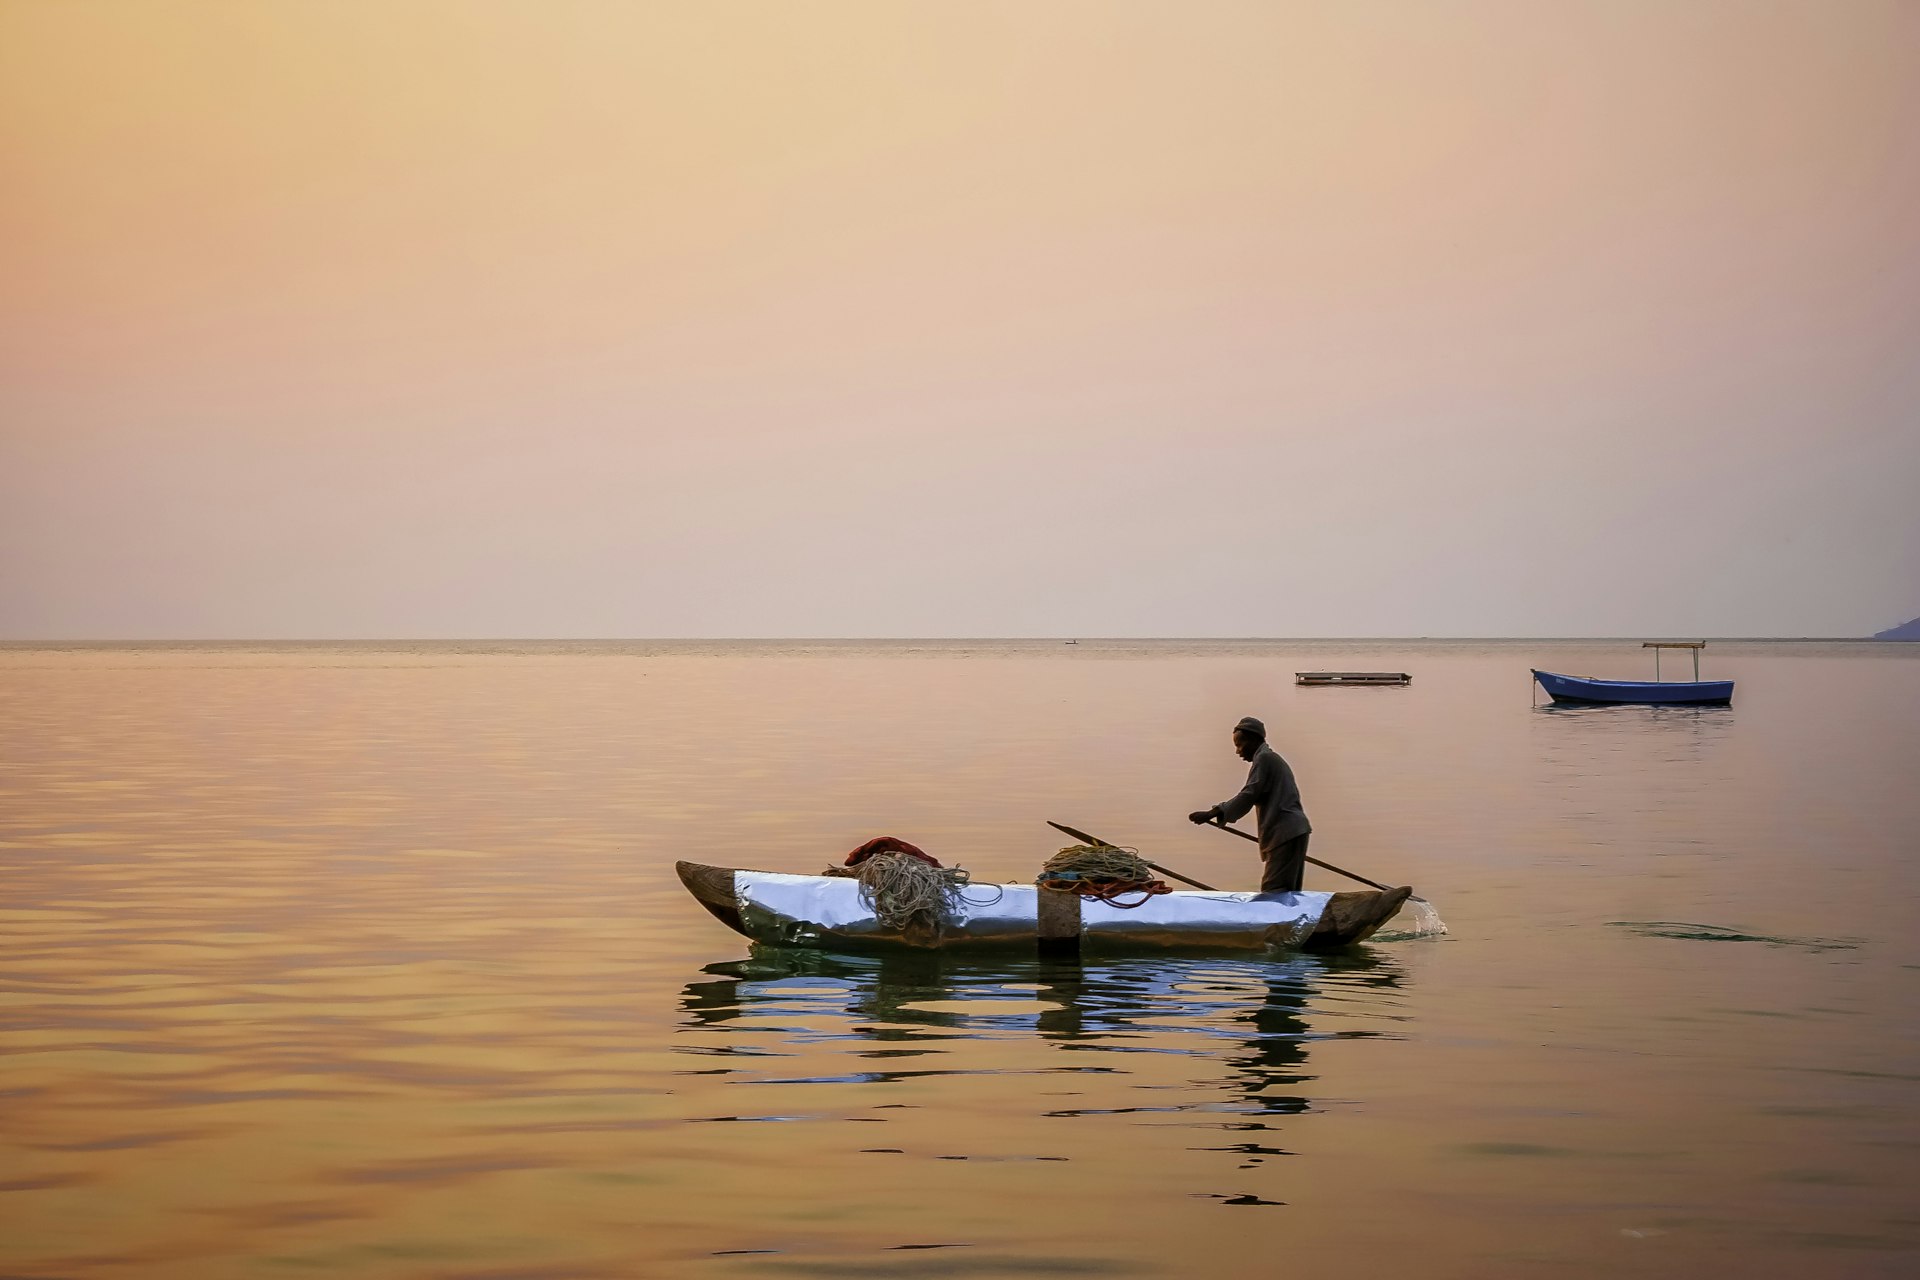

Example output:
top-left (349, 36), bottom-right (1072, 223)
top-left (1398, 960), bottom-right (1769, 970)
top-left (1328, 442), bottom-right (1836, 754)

top-left (1188, 809), bottom-right (1218, 825)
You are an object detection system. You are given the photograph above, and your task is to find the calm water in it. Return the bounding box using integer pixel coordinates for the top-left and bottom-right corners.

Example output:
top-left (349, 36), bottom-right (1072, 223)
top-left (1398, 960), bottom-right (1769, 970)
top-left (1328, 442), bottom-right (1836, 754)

top-left (3, 639), bottom-right (1918, 1278)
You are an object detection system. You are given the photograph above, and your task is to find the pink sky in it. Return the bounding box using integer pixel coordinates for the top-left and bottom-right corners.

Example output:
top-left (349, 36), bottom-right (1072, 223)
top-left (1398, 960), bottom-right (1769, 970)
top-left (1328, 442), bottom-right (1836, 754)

top-left (3, 1), bottom-right (1916, 638)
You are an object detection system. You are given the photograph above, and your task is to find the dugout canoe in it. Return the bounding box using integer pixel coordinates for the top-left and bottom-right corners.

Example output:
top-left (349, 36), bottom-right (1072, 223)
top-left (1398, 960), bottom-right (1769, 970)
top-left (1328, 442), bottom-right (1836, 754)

top-left (676, 861), bottom-right (1413, 954)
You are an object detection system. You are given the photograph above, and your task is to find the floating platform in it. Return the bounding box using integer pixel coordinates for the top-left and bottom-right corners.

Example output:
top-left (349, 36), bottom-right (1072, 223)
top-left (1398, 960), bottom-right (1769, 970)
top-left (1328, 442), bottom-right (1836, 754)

top-left (1295, 671), bottom-right (1411, 686)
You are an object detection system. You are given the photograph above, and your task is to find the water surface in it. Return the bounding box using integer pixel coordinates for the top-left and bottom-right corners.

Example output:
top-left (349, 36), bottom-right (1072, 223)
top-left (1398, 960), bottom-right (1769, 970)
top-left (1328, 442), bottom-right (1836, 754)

top-left (2, 640), bottom-right (1917, 1277)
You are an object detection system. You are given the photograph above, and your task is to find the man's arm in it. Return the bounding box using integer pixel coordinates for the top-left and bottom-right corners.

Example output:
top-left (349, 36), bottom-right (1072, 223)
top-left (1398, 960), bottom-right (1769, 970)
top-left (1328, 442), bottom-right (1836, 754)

top-left (1214, 754), bottom-right (1271, 824)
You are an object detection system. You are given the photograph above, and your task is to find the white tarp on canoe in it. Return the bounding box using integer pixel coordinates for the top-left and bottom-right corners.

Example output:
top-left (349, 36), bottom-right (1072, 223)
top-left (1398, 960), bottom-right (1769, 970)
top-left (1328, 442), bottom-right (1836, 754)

top-left (732, 870), bottom-right (1331, 950)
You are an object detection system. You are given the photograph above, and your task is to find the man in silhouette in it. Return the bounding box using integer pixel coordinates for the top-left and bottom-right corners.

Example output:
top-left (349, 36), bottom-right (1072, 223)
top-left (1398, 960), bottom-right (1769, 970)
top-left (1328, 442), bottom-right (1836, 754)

top-left (1188, 716), bottom-right (1312, 893)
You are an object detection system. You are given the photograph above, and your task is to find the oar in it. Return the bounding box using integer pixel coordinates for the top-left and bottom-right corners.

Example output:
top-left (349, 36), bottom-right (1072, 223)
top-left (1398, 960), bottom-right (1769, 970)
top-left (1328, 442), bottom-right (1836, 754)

top-left (1205, 818), bottom-right (1419, 898)
top-left (1045, 820), bottom-right (1219, 891)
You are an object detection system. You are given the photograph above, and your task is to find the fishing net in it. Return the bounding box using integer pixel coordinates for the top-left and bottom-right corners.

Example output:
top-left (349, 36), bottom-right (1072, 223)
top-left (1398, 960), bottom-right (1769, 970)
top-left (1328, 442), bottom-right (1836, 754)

top-left (855, 852), bottom-right (971, 931)
top-left (1037, 845), bottom-right (1171, 907)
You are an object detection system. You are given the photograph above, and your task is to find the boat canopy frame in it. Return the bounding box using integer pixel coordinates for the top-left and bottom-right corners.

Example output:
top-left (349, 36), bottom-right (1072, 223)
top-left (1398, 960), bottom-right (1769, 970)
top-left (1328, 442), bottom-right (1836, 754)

top-left (1642, 641), bottom-right (1707, 682)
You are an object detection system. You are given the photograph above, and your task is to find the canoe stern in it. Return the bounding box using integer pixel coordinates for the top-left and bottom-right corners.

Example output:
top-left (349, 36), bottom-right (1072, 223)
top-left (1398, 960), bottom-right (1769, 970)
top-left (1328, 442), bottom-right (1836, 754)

top-left (676, 861), bottom-right (749, 938)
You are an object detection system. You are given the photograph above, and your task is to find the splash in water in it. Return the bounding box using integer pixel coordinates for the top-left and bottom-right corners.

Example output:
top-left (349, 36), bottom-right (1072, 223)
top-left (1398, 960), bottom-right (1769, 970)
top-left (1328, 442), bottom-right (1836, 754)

top-left (1373, 896), bottom-right (1448, 941)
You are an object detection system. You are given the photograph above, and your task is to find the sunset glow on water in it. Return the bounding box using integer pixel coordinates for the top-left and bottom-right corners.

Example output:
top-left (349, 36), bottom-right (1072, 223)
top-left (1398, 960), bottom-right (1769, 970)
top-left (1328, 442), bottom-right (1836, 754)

top-left (3, 641), bottom-right (1916, 1277)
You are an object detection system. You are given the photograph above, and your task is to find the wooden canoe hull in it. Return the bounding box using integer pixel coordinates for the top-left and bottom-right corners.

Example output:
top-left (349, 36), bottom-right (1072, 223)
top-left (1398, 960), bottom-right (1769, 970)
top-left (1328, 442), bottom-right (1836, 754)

top-left (675, 862), bottom-right (1412, 954)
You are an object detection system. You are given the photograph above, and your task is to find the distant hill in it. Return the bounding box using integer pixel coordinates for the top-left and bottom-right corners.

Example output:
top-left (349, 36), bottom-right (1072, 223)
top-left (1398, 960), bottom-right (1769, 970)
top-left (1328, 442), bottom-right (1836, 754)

top-left (1873, 616), bottom-right (1920, 640)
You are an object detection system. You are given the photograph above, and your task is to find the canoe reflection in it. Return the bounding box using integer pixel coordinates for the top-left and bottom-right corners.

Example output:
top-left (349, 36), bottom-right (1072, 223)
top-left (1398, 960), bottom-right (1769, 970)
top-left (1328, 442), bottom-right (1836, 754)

top-left (679, 946), bottom-right (1406, 1132)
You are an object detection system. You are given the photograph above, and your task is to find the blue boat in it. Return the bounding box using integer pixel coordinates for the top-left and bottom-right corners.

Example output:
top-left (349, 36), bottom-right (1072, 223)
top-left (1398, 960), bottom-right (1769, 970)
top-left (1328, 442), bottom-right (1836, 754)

top-left (1533, 642), bottom-right (1734, 705)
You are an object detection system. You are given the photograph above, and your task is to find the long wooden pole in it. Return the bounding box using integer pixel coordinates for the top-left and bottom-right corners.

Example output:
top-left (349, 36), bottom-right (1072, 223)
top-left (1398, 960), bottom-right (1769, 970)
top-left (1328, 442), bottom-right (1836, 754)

top-left (1048, 819), bottom-right (1418, 901)
top-left (1046, 821), bottom-right (1217, 891)
top-left (1201, 819), bottom-right (1400, 892)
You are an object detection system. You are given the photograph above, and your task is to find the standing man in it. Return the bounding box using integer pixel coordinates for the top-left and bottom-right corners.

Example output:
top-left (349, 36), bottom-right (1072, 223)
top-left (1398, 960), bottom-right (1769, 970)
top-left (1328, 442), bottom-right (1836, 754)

top-left (1188, 716), bottom-right (1312, 893)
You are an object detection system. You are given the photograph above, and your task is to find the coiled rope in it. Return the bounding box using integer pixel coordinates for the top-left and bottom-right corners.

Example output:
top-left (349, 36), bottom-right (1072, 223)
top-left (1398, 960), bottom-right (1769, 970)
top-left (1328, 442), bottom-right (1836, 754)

top-left (1037, 845), bottom-right (1171, 908)
top-left (856, 852), bottom-right (971, 931)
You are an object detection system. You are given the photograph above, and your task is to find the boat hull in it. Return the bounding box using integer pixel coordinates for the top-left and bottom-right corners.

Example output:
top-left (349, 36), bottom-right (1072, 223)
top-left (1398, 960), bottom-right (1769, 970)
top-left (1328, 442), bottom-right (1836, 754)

top-left (676, 862), bottom-right (1412, 954)
top-left (1533, 669), bottom-right (1733, 705)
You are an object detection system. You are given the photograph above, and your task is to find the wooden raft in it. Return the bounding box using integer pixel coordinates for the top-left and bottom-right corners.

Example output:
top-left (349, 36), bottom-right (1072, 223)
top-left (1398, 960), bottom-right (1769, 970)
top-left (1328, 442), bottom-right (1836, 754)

top-left (1295, 671), bottom-right (1411, 686)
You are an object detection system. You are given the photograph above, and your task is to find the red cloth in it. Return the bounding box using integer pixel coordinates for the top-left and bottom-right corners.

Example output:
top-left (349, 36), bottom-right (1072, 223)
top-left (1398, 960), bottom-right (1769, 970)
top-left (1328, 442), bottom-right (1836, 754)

top-left (844, 836), bottom-right (941, 868)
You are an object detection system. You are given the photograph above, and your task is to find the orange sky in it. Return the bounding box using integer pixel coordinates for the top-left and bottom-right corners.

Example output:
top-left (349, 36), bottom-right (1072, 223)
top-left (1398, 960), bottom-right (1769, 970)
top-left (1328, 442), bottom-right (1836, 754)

top-left (2, 1), bottom-right (1916, 637)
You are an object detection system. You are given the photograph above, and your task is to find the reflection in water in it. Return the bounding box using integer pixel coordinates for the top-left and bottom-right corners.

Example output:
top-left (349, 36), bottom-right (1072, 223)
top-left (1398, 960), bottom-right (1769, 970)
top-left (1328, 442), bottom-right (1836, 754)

top-left (681, 947), bottom-right (1407, 1181)
top-left (1532, 700), bottom-right (1738, 759)
top-left (1533, 702), bottom-right (1737, 722)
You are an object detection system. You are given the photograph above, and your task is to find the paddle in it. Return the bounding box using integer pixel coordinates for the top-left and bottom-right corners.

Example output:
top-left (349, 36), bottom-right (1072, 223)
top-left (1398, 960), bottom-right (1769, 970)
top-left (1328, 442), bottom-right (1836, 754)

top-left (1204, 818), bottom-right (1421, 899)
top-left (1045, 820), bottom-right (1219, 891)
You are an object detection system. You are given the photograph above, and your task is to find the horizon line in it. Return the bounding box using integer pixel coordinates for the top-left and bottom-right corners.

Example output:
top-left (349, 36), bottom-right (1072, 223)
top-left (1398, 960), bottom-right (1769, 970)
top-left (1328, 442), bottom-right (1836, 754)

top-left (0, 634), bottom-right (1905, 645)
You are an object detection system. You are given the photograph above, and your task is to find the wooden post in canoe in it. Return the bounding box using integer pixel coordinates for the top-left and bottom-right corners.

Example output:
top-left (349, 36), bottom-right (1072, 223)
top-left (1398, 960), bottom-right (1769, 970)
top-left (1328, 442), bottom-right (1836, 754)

top-left (1035, 886), bottom-right (1082, 957)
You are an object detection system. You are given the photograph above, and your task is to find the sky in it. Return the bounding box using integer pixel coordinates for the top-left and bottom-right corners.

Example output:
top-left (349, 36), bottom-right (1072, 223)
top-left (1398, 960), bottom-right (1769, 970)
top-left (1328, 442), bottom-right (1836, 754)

top-left (2, 0), bottom-right (1916, 639)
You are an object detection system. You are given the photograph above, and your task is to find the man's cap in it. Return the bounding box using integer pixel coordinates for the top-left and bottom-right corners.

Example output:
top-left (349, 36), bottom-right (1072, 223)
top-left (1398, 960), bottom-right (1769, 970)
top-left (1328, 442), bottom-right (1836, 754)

top-left (1233, 716), bottom-right (1266, 740)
